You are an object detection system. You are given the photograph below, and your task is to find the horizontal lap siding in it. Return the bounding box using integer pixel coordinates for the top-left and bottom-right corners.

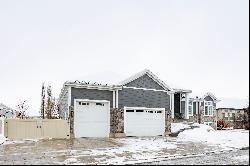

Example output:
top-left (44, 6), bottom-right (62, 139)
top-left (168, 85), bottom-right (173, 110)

top-left (71, 88), bottom-right (113, 108)
top-left (118, 88), bottom-right (170, 110)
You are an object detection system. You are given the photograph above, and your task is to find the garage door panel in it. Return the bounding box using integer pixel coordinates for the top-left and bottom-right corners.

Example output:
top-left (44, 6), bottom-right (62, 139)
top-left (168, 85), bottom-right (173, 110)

top-left (125, 108), bottom-right (165, 136)
top-left (74, 100), bottom-right (110, 138)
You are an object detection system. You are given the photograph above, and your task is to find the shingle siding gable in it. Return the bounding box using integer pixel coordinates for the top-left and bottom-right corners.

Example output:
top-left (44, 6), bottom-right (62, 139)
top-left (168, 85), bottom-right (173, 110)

top-left (124, 74), bottom-right (165, 90)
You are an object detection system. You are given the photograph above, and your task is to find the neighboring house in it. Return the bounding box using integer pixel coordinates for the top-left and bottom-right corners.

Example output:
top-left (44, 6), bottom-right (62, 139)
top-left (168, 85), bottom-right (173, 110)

top-left (0, 103), bottom-right (15, 118)
top-left (217, 108), bottom-right (245, 129)
top-left (188, 93), bottom-right (220, 129)
top-left (58, 69), bottom-right (218, 138)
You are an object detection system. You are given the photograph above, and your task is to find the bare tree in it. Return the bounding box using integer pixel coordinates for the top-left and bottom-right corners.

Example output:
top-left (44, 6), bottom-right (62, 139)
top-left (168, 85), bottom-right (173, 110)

top-left (51, 98), bottom-right (59, 119)
top-left (45, 85), bottom-right (52, 119)
top-left (16, 100), bottom-right (29, 119)
top-left (40, 83), bottom-right (46, 119)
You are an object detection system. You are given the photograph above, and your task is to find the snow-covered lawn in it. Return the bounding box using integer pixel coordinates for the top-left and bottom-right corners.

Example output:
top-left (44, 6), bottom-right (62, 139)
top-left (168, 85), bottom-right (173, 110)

top-left (178, 124), bottom-right (249, 150)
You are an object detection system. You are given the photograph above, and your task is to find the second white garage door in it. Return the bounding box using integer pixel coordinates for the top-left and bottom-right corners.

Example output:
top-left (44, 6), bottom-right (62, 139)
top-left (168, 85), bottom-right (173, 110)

top-left (74, 99), bottom-right (110, 138)
top-left (124, 107), bottom-right (165, 136)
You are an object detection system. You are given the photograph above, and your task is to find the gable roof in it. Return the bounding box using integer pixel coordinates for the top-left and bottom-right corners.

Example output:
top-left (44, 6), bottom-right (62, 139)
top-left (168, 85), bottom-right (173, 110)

top-left (119, 69), bottom-right (172, 91)
top-left (202, 92), bottom-right (220, 103)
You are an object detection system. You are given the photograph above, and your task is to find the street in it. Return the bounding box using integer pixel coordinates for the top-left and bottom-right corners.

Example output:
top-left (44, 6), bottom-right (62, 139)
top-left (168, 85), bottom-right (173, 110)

top-left (145, 149), bottom-right (249, 165)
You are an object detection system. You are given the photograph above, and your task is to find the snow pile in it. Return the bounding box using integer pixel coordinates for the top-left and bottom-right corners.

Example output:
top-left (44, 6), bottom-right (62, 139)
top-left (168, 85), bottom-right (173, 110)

top-left (171, 122), bottom-right (191, 133)
top-left (178, 124), bottom-right (249, 149)
top-left (0, 134), bottom-right (7, 145)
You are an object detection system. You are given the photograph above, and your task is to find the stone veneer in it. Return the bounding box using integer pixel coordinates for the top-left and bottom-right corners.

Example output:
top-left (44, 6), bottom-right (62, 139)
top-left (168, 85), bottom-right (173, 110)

top-left (110, 108), bottom-right (124, 134)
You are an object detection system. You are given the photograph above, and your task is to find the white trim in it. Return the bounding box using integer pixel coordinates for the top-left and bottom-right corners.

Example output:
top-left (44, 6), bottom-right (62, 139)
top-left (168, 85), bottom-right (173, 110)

top-left (195, 102), bottom-right (198, 114)
top-left (74, 99), bottom-right (110, 104)
top-left (116, 90), bottom-right (119, 108)
top-left (185, 93), bottom-right (189, 119)
top-left (124, 107), bottom-right (165, 111)
top-left (173, 88), bottom-right (192, 93)
top-left (112, 91), bottom-right (116, 108)
top-left (123, 86), bottom-right (173, 94)
top-left (180, 93), bottom-right (182, 114)
top-left (67, 86), bottom-right (71, 120)
top-left (171, 94), bottom-right (175, 118)
top-left (72, 85), bottom-right (122, 91)
top-left (119, 69), bottom-right (172, 91)
top-left (188, 99), bottom-right (193, 116)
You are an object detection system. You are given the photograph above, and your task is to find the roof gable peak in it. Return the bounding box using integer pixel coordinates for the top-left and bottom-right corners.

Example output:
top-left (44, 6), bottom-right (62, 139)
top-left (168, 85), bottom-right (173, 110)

top-left (119, 69), bottom-right (172, 91)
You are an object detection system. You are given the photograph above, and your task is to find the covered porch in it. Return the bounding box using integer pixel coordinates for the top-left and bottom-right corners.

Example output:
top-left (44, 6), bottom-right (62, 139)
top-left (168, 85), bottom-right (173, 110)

top-left (170, 89), bottom-right (192, 120)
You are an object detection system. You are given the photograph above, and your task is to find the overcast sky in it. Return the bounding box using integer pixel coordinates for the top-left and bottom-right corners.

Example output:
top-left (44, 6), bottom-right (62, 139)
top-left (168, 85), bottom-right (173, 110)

top-left (0, 0), bottom-right (249, 115)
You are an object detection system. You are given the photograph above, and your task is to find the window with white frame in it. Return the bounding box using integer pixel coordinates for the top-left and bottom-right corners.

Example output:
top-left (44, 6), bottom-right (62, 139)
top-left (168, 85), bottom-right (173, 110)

top-left (204, 122), bottom-right (213, 126)
top-left (204, 101), bottom-right (213, 116)
top-left (188, 100), bottom-right (193, 116)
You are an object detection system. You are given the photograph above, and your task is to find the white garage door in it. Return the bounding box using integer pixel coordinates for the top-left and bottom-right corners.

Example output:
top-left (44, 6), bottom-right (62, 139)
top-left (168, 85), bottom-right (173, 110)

top-left (124, 107), bottom-right (165, 136)
top-left (74, 99), bottom-right (110, 138)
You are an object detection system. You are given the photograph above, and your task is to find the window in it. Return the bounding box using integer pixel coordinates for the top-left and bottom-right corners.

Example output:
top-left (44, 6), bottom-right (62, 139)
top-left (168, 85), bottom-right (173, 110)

top-left (126, 110), bottom-right (134, 112)
top-left (222, 113), bottom-right (225, 119)
top-left (204, 101), bottom-right (213, 116)
top-left (204, 122), bottom-right (213, 126)
top-left (230, 113), bottom-right (235, 121)
top-left (136, 110), bottom-right (144, 112)
top-left (148, 111), bottom-right (154, 113)
top-left (157, 111), bottom-right (162, 113)
top-left (188, 100), bottom-right (193, 116)
top-left (96, 103), bottom-right (104, 106)
top-left (225, 112), bottom-right (228, 118)
top-left (78, 102), bottom-right (89, 105)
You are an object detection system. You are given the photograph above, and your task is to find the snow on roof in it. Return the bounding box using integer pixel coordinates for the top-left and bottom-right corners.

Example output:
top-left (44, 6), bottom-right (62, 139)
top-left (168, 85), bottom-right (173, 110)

top-left (202, 92), bottom-right (220, 102)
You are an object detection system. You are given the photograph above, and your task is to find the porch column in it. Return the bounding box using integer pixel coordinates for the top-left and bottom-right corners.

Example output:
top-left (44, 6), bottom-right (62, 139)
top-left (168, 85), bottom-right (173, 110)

top-left (171, 93), bottom-right (175, 119)
top-left (185, 93), bottom-right (189, 119)
top-left (116, 90), bottom-right (119, 108)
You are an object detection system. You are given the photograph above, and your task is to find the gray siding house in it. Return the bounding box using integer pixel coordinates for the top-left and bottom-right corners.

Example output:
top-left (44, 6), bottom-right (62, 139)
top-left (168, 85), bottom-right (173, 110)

top-left (58, 69), bottom-right (219, 138)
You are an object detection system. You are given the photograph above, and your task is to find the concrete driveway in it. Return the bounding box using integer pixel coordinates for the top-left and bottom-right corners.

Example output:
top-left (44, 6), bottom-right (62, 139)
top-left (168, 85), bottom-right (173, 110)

top-left (0, 137), bottom-right (225, 165)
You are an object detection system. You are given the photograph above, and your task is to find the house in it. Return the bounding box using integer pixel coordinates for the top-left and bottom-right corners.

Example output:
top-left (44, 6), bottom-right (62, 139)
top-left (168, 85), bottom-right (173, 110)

top-left (0, 103), bottom-right (15, 118)
top-left (58, 69), bottom-right (218, 138)
top-left (216, 108), bottom-right (246, 129)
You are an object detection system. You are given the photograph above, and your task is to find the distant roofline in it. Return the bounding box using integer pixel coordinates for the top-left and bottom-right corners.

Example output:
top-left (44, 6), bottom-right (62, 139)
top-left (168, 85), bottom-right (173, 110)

top-left (216, 107), bottom-right (246, 110)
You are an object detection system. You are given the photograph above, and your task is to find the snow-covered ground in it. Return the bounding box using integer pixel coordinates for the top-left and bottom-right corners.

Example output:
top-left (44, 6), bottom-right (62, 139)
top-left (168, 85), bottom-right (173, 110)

top-left (0, 134), bottom-right (38, 145)
top-left (178, 123), bottom-right (249, 150)
top-left (0, 124), bottom-right (249, 165)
